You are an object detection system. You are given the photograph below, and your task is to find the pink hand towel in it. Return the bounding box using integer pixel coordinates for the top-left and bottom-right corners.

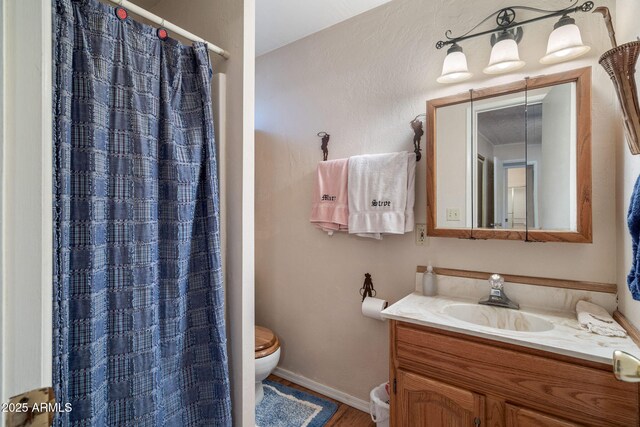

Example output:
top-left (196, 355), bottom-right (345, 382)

top-left (310, 158), bottom-right (349, 235)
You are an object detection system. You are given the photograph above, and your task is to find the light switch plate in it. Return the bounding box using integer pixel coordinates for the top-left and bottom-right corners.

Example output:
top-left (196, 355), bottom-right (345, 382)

top-left (416, 224), bottom-right (426, 245)
top-left (446, 208), bottom-right (460, 221)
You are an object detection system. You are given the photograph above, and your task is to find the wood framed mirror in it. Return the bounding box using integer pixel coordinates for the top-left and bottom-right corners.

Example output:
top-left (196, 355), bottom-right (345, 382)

top-left (426, 67), bottom-right (592, 243)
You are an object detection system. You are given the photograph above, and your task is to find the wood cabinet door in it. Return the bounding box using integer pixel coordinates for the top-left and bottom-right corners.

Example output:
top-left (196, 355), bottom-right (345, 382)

top-left (396, 369), bottom-right (484, 427)
top-left (505, 404), bottom-right (581, 427)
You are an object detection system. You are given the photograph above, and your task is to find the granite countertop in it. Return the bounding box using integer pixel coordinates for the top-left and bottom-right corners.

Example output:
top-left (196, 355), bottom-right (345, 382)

top-left (381, 292), bottom-right (640, 365)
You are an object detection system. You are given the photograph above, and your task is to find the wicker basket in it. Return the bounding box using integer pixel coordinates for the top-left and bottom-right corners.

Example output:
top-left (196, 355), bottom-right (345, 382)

top-left (600, 41), bottom-right (640, 154)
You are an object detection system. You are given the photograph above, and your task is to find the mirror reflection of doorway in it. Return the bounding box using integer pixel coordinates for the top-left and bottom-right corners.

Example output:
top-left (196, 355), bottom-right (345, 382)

top-left (476, 155), bottom-right (494, 228)
top-left (473, 97), bottom-right (545, 231)
top-left (504, 164), bottom-right (535, 230)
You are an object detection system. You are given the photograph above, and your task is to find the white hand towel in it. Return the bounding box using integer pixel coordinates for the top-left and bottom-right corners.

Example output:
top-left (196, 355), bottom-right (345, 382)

top-left (576, 300), bottom-right (627, 338)
top-left (405, 153), bottom-right (417, 232)
top-left (348, 152), bottom-right (410, 239)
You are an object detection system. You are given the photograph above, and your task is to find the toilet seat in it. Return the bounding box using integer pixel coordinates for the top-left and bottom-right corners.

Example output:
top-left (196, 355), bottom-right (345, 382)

top-left (255, 326), bottom-right (280, 359)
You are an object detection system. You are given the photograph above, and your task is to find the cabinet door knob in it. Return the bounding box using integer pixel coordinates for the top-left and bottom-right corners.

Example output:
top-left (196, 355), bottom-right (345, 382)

top-left (613, 350), bottom-right (640, 382)
top-left (474, 417), bottom-right (481, 426)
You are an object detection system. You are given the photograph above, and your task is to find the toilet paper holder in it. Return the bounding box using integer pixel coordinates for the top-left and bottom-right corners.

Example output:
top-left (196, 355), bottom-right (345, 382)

top-left (360, 273), bottom-right (377, 302)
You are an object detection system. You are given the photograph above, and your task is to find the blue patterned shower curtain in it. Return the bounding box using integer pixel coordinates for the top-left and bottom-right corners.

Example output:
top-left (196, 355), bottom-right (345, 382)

top-left (52, 0), bottom-right (231, 425)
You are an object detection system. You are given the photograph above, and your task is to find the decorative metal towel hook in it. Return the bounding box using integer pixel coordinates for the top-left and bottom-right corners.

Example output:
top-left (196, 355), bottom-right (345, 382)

top-left (410, 114), bottom-right (426, 162)
top-left (360, 273), bottom-right (376, 302)
top-left (317, 132), bottom-right (330, 161)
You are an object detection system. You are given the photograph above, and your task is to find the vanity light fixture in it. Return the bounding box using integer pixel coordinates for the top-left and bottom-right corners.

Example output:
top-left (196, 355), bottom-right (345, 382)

top-left (435, 1), bottom-right (594, 83)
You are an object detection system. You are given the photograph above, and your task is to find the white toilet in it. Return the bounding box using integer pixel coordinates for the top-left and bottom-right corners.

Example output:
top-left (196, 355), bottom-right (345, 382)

top-left (255, 326), bottom-right (281, 404)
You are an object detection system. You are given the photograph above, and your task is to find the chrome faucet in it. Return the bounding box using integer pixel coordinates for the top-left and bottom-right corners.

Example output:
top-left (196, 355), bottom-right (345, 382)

top-left (479, 274), bottom-right (519, 310)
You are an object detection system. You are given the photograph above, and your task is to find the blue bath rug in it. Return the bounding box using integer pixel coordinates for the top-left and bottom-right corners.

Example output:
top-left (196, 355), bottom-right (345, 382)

top-left (256, 380), bottom-right (338, 427)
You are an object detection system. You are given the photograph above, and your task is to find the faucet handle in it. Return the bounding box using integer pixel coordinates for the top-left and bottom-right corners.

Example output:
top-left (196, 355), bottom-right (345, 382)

top-left (489, 274), bottom-right (504, 291)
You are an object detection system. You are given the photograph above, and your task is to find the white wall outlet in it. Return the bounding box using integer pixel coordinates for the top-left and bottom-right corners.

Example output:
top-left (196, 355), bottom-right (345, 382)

top-left (446, 208), bottom-right (460, 221)
top-left (415, 224), bottom-right (426, 245)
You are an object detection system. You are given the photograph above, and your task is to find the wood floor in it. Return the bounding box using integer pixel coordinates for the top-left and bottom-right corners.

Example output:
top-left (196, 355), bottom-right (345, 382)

top-left (267, 375), bottom-right (376, 427)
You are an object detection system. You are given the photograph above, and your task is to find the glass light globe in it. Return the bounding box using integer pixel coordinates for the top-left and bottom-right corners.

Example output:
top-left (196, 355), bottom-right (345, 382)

top-left (540, 17), bottom-right (590, 64)
top-left (437, 44), bottom-right (472, 84)
top-left (484, 38), bottom-right (525, 75)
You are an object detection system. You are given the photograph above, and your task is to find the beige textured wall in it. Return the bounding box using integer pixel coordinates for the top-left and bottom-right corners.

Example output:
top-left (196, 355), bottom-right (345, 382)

top-left (256, 0), bottom-right (617, 401)
top-left (616, 0), bottom-right (640, 328)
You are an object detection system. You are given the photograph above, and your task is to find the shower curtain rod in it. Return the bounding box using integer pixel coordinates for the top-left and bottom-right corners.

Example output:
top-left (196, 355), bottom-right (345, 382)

top-left (107, 0), bottom-right (230, 59)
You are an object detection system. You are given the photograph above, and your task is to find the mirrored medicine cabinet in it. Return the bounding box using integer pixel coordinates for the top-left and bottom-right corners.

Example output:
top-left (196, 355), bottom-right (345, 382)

top-left (426, 67), bottom-right (592, 243)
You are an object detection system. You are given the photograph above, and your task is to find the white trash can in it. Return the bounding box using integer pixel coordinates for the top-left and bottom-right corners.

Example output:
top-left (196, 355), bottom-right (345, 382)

top-left (369, 383), bottom-right (390, 427)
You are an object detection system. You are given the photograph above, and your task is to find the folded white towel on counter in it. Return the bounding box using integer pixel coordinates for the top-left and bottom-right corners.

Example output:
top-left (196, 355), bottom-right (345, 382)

top-left (348, 152), bottom-right (415, 239)
top-left (576, 300), bottom-right (627, 338)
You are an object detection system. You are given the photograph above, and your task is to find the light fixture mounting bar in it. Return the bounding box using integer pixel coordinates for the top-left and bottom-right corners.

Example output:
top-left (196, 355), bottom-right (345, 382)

top-left (435, 1), bottom-right (594, 49)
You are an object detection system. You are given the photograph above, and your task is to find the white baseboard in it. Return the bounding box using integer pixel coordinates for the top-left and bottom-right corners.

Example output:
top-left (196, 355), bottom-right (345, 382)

top-left (272, 367), bottom-right (370, 413)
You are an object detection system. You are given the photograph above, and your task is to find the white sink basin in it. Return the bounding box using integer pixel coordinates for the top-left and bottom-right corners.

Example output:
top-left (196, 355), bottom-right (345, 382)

top-left (443, 304), bottom-right (554, 333)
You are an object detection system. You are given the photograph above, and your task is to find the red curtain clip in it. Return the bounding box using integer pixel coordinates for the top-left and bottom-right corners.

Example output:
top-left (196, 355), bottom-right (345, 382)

top-left (157, 28), bottom-right (168, 40)
top-left (115, 7), bottom-right (128, 20)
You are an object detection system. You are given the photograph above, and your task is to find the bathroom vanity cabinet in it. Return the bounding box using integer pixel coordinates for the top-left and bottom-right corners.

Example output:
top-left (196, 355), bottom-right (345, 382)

top-left (389, 320), bottom-right (640, 426)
